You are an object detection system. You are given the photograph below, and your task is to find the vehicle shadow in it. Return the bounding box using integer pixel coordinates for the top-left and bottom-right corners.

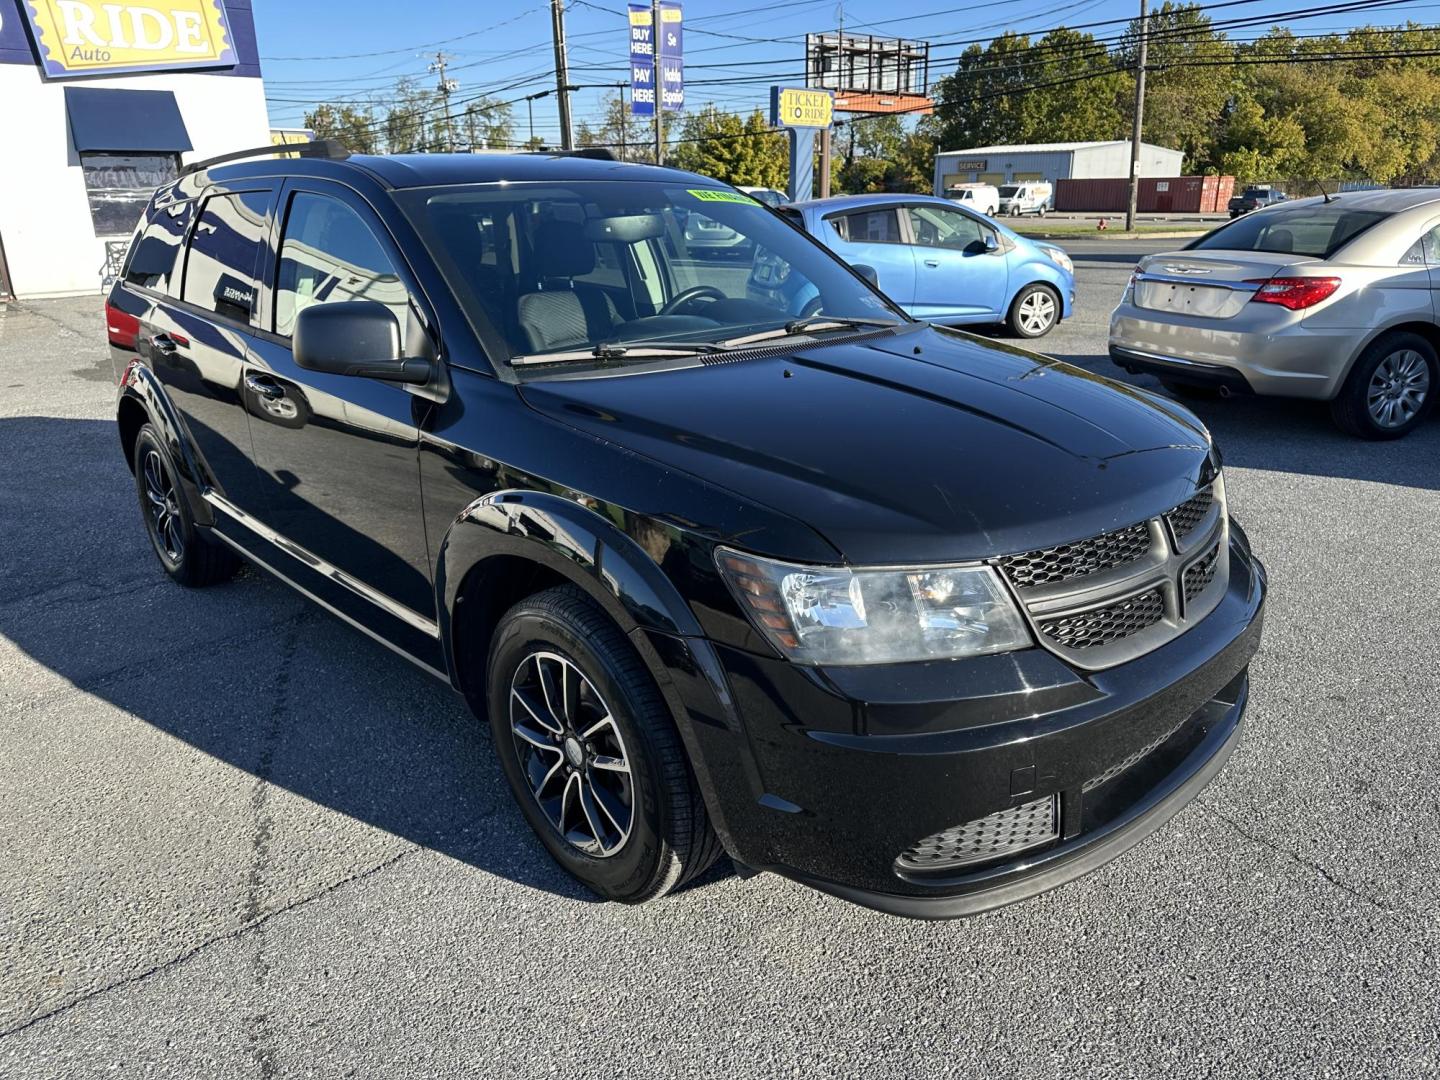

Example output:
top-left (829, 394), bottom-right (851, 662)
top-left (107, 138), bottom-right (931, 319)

top-left (1048, 350), bottom-right (1440, 491)
top-left (0, 415), bottom-right (731, 903)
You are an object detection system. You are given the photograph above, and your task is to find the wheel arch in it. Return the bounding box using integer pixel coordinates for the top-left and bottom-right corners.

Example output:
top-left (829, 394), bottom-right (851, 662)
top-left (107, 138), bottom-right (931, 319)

top-left (1333, 320), bottom-right (1440, 399)
top-left (435, 490), bottom-right (705, 702)
top-left (115, 365), bottom-right (214, 525)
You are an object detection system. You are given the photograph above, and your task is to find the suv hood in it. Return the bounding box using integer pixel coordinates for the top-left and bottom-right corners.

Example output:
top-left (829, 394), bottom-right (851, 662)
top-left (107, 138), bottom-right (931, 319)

top-left (520, 325), bottom-right (1215, 565)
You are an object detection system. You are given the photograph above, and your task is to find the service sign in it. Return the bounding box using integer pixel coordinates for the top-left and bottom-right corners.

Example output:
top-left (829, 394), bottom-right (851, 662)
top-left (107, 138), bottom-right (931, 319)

top-left (771, 86), bottom-right (833, 129)
top-left (23, 0), bottom-right (236, 78)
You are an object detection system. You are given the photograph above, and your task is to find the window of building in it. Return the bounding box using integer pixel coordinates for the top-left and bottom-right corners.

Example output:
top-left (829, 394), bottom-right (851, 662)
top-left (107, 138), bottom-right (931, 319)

top-left (275, 193), bottom-right (411, 338)
top-left (80, 153), bottom-right (180, 238)
top-left (182, 191), bottom-right (270, 323)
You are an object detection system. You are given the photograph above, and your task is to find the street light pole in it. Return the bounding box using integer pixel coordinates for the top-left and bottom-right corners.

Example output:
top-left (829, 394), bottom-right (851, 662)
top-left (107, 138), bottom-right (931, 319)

top-left (1126, 0), bottom-right (1149, 232)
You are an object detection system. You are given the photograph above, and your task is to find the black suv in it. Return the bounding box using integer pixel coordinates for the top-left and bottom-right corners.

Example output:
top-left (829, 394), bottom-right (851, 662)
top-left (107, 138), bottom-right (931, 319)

top-left (107, 143), bottom-right (1266, 917)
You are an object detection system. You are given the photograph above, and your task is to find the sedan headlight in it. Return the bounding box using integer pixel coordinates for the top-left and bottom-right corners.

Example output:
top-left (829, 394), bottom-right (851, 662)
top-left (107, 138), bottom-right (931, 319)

top-left (1039, 244), bottom-right (1073, 274)
top-left (716, 548), bottom-right (1031, 665)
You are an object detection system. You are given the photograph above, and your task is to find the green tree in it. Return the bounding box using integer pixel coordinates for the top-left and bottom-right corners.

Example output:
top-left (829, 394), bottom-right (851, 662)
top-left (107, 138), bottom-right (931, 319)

top-left (302, 102), bottom-right (380, 154)
top-left (462, 96), bottom-right (515, 151)
top-left (668, 106), bottom-right (786, 186)
top-left (578, 91), bottom-right (653, 162)
top-left (1121, 3), bottom-right (1233, 169)
top-left (384, 77), bottom-right (434, 153)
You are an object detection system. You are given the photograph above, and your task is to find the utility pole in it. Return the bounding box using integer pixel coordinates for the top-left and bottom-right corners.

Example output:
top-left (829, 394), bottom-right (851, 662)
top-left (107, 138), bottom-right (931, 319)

top-left (550, 0), bottom-right (573, 150)
top-left (429, 51), bottom-right (458, 152)
top-left (652, 0), bottom-right (664, 165)
top-left (1125, 0), bottom-right (1148, 232)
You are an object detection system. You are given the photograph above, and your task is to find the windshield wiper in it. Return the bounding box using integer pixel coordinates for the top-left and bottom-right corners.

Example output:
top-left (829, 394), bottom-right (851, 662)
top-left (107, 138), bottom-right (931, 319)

top-left (717, 315), bottom-right (902, 348)
top-left (511, 340), bottom-right (729, 367)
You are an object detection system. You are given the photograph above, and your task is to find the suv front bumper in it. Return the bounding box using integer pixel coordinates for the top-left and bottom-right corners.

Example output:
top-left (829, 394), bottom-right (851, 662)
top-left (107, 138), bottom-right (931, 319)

top-left (644, 525), bottom-right (1266, 918)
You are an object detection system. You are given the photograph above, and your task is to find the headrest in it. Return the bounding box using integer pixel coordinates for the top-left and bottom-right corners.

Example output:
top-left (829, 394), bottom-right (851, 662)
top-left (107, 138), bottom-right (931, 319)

top-left (533, 217), bottom-right (596, 278)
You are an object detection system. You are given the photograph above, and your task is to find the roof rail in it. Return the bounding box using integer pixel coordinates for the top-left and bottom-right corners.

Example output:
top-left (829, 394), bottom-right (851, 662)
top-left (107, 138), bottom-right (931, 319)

top-left (180, 138), bottom-right (351, 177)
top-left (530, 147), bottom-right (617, 161)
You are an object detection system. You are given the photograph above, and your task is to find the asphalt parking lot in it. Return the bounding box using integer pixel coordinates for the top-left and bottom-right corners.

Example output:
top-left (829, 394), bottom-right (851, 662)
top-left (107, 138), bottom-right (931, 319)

top-left (3, 242), bottom-right (1438, 1078)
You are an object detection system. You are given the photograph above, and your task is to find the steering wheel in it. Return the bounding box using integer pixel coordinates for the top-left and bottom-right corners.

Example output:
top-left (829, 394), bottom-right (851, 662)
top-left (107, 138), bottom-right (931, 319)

top-left (660, 285), bottom-right (727, 316)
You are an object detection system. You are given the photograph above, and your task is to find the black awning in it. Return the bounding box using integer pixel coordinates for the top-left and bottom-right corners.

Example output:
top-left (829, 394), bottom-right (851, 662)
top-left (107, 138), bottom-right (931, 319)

top-left (65, 87), bottom-right (193, 154)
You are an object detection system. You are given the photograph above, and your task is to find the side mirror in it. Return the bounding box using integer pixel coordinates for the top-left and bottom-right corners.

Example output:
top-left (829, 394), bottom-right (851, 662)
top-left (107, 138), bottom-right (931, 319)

top-left (293, 301), bottom-right (432, 384)
top-left (984, 233), bottom-right (1000, 253)
top-left (852, 263), bottom-right (879, 286)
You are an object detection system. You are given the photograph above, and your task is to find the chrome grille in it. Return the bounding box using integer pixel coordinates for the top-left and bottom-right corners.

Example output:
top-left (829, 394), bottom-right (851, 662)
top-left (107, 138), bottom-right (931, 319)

top-left (1166, 488), bottom-right (1214, 543)
top-left (1037, 589), bottom-right (1165, 650)
top-left (1183, 542), bottom-right (1221, 603)
top-left (997, 521), bottom-right (1151, 589)
top-left (896, 795), bottom-right (1058, 872)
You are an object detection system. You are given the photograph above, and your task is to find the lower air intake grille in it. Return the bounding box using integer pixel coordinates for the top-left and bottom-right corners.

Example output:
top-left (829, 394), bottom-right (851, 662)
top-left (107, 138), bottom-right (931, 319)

top-left (1166, 488), bottom-right (1214, 543)
top-left (895, 795), bottom-right (1059, 872)
top-left (1037, 589), bottom-right (1165, 651)
top-left (1083, 715), bottom-right (1190, 793)
top-left (997, 521), bottom-right (1151, 590)
top-left (1183, 542), bottom-right (1221, 603)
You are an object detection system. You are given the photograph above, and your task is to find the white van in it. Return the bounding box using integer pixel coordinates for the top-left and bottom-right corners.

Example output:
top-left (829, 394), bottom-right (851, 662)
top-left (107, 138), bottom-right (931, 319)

top-left (944, 183), bottom-right (1000, 216)
top-left (997, 182), bottom-right (1053, 217)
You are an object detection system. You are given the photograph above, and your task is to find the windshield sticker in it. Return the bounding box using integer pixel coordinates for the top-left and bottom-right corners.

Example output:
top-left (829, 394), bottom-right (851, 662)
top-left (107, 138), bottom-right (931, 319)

top-left (687, 189), bottom-right (755, 204)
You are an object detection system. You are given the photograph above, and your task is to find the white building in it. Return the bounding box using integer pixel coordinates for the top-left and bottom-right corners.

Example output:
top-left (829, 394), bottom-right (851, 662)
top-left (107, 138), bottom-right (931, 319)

top-left (934, 141), bottom-right (1186, 195)
top-left (0, 0), bottom-right (270, 299)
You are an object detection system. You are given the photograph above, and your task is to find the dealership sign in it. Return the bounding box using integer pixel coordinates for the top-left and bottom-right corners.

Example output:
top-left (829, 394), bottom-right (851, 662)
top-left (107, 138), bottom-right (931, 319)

top-left (770, 86), bottom-right (833, 129)
top-left (21, 0), bottom-right (236, 78)
top-left (629, 2), bottom-right (681, 116)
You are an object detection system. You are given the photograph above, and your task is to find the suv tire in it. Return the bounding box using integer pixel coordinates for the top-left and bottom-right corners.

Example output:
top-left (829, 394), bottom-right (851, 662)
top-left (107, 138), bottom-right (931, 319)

top-left (486, 584), bottom-right (722, 903)
top-left (1006, 283), bottom-right (1060, 338)
top-left (1330, 331), bottom-right (1437, 439)
top-left (132, 423), bottom-right (241, 587)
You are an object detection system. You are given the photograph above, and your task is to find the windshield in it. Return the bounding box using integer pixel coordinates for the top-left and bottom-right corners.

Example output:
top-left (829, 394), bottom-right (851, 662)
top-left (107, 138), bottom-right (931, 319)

top-left (397, 181), bottom-right (900, 363)
top-left (1189, 204), bottom-right (1388, 259)
top-left (999, 186), bottom-right (1020, 198)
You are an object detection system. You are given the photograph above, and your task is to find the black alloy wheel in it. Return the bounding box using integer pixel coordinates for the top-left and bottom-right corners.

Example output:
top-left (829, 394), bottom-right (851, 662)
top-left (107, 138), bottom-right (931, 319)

top-left (486, 584), bottom-right (722, 902)
top-left (131, 423), bottom-right (240, 587)
top-left (509, 649), bottom-right (635, 857)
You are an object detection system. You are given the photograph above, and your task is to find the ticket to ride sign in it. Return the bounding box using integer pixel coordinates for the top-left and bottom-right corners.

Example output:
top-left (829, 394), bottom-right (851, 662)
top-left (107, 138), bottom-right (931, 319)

top-left (770, 87), bottom-right (834, 130)
top-left (23, 0), bottom-right (236, 78)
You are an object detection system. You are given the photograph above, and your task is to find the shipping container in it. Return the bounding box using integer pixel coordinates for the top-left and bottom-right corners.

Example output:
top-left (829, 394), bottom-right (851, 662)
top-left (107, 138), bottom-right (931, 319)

top-left (1055, 176), bottom-right (1237, 213)
top-left (1054, 178), bottom-right (1129, 212)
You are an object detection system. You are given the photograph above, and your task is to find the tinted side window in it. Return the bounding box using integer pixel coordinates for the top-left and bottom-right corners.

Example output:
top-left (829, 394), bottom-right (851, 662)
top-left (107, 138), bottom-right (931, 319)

top-left (907, 205), bottom-right (985, 251)
top-left (182, 192), bottom-right (269, 322)
top-left (124, 200), bottom-right (194, 292)
top-left (835, 209), bottom-right (901, 243)
top-left (275, 193), bottom-right (410, 338)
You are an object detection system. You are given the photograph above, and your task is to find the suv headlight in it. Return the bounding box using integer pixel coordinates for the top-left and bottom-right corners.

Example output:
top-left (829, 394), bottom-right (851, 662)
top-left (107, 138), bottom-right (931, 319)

top-left (716, 549), bottom-right (1031, 665)
top-left (1039, 244), bottom-right (1073, 274)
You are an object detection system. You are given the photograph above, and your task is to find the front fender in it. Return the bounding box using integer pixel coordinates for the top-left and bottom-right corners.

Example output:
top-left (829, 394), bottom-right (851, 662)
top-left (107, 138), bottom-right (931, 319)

top-left (433, 490), bottom-right (763, 859)
top-left (434, 489), bottom-right (705, 678)
top-left (118, 360), bottom-right (215, 527)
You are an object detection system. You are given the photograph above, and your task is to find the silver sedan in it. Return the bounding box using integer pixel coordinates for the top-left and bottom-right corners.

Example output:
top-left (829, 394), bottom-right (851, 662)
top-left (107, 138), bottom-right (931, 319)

top-left (1109, 188), bottom-right (1440, 439)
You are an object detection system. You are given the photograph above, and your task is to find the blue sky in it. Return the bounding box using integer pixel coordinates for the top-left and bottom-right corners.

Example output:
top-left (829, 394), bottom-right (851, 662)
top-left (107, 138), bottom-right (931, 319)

top-left (254, 0), bottom-right (1438, 143)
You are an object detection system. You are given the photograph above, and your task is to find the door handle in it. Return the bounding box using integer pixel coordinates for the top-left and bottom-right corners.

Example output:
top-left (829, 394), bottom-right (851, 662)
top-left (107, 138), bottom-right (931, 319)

top-left (244, 373), bottom-right (286, 400)
top-left (924, 259), bottom-right (940, 268)
top-left (149, 333), bottom-right (179, 356)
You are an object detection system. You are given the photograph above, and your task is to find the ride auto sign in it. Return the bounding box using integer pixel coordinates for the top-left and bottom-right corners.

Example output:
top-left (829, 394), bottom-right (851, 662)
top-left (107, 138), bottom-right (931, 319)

top-left (20, 0), bottom-right (236, 78)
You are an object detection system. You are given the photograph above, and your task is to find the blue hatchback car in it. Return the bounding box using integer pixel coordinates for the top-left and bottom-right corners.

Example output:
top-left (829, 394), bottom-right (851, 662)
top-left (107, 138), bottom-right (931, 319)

top-left (755, 194), bottom-right (1076, 338)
